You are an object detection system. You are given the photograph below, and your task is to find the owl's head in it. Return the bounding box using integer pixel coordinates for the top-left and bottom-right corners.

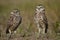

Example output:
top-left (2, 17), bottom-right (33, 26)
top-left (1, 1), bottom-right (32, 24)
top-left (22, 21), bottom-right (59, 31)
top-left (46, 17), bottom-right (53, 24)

top-left (36, 4), bottom-right (45, 13)
top-left (10, 9), bottom-right (20, 16)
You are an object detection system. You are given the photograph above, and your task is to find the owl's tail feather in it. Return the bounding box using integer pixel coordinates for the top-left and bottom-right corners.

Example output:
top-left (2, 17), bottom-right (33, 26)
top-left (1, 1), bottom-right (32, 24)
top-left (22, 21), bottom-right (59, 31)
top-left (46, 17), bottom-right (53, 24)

top-left (6, 28), bottom-right (9, 34)
top-left (45, 24), bottom-right (48, 33)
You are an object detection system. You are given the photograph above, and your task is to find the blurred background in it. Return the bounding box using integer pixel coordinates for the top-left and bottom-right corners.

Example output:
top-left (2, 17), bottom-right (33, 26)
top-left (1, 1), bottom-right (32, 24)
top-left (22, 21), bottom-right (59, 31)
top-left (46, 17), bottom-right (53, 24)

top-left (0, 0), bottom-right (60, 40)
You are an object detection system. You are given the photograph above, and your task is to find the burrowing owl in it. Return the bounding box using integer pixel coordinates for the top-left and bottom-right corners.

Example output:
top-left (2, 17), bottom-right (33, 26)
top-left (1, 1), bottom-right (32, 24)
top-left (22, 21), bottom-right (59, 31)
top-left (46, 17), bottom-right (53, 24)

top-left (6, 9), bottom-right (22, 34)
top-left (34, 4), bottom-right (48, 35)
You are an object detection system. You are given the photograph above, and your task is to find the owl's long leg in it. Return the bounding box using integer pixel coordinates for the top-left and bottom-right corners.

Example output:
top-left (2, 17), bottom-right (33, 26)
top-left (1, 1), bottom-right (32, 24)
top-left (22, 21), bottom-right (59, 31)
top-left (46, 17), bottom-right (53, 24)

top-left (7, 33), bottom-right (12, 40)
top-left (36, 23), bottom-right (44, 39)
top-left (9, 29), bottom-right (12, 34)
top-left (14, 31), bottom-right (16, 34)
top-left (37, 24), bottom-right (42, 36)
top-left (42, 24), bottom-right (45, 34)
top-left (7, 29), bottom-right (13, 40)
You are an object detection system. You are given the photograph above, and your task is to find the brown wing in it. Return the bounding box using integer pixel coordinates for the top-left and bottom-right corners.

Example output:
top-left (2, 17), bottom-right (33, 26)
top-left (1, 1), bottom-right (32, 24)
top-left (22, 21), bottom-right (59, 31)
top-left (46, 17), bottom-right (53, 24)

top-left (6, 15), bottom-right (14, 34)
top-left (43, 14), bottom-right (48, 25)
top-left (43, 14), bottom-right (48, 33)
top-left (11, 16), bottom-right (22, 31)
